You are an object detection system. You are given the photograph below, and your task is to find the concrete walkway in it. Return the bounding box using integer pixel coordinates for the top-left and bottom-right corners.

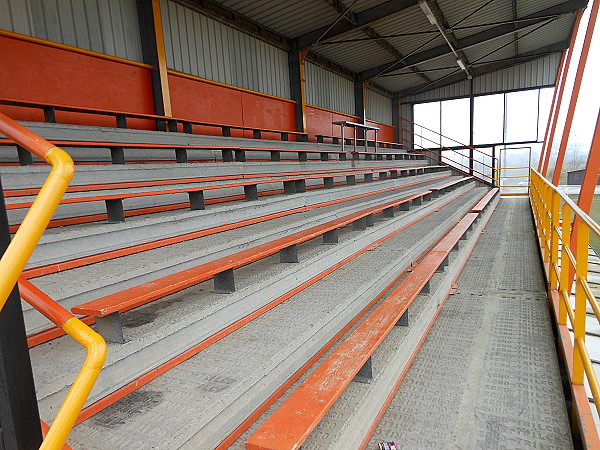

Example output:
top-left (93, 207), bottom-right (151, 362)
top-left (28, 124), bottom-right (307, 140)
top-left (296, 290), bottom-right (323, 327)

top-left (368, 198), bottom-right (573, 449)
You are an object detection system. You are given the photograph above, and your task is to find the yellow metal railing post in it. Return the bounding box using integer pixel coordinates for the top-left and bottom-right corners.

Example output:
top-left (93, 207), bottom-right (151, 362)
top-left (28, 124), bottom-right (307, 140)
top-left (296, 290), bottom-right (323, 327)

top-left (550, 190), bottom-right (560, 290)
top-left (542, 183), bottom-right (551, 261)
top-left (559, 203), bottom-right (571, 326)
top-left (573, 220), bottom-right (589, 384)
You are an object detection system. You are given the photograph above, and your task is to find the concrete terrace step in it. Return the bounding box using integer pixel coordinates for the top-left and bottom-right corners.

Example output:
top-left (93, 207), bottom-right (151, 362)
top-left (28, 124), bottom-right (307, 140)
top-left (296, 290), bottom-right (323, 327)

top-left (24, 175), bottom-right (465, 334)
top-left (60, 186), bottom-right (488, 449)
top-left (6, 165), bottom-right (447, 226)
top-left (24, 170), bottom-right (453, 269)
top-left (0, 122), bottom-right (411, 163)
top-left (0, 160), bottom-right (429, 191)
top-left (236, 196), bottom-right (497, 450)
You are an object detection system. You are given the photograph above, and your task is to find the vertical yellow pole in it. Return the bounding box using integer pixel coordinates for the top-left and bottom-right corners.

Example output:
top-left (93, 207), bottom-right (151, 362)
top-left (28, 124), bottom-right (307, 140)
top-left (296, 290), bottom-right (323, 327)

top-left (542, 183), bottom-right (550, 262)
top-left (559, 203), bottom-right (571, 326)
top-left (550, 190), bottom-right (560, 289)
top-left (152, 0), bottom-right (172, 117)
top-left (573, 220), bottom-right (589, 384)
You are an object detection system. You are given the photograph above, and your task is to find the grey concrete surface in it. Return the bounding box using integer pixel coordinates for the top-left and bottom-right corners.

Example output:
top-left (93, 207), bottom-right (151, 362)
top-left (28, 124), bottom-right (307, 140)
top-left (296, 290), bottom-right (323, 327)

top-left (366, 198), bottom-right (572, 449)
top-left (0, 122), bottom-right (411, 163)
top-left (24, 170), bottom-right (451, 269)
top-left (60, 187), bottom-right (485, 449)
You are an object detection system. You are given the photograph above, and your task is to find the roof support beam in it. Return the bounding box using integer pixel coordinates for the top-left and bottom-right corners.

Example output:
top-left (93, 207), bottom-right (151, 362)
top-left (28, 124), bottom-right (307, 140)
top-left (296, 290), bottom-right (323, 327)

top-left (394, 40), bottom-right (570, 99)
top-left (291, 0), bottom-right (418, 51)
top-left (358, 0), bottom-right (585, 81)
top-left (317, 0), bottom-right (432, 84)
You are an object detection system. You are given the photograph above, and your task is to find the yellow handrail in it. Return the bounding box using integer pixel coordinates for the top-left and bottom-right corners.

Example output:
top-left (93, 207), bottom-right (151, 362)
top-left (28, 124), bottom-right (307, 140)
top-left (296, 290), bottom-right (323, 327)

top-left (0, 112), bottom-right (106, 449)
top-left (0, 112), bottom-right (74, 311)
top-left (529, 168), bottom-right (600, 445)
top-left (19, 280), bottom-right (106, 450)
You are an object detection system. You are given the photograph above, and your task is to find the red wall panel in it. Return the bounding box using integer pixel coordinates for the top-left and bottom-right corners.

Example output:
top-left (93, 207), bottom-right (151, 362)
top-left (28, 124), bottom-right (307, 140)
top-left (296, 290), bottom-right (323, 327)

top-left (305, 106), bottom-right (359, 141)
top-left (366, 120), bottom-right (395, 142)
top-left (169, 74), bottom-right (296, 140)
top-left (0, 35), bottom-right (156, 129)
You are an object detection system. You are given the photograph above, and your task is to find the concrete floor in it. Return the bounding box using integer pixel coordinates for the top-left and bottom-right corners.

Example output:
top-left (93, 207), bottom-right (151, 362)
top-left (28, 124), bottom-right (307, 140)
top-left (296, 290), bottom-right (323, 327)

top-left (368, 198), bottom-right (573, 449)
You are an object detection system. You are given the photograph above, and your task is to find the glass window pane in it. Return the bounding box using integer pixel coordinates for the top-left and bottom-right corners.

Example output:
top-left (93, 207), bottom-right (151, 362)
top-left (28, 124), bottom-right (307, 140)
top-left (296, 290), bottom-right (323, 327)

top-left (413, 101), bottom-right (441, 150)
top-left (441, 98), bottom-right (470, 147)
top-left (537, 87), bottom-right (554, 140)
top-left (473, 94), bottom-right (503, 145)
top-left (505, 90), bottom-right (538, 143)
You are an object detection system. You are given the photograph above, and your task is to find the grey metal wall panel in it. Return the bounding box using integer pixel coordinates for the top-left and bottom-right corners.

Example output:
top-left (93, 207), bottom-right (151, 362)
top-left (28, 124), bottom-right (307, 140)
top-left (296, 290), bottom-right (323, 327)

top-left (473, 53), bottom-right (560, 95)
top-left (400, 101), bottom-right (414, 146)
top-left (403, 79), bottom-right (471, 103)
top-left (161, 0), bottom-right (290, 99)
top-left (305, 61), bottom-right (354, 115)
top-left (403, 53), bottom-right (561, 103)
top-left (366, 88), bottom-right (392, 125)
top-left (0, 0), bottom-right (143, 62)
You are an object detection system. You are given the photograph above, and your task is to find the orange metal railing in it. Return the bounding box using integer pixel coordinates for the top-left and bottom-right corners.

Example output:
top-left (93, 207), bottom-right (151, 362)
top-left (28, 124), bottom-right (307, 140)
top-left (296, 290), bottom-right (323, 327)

top-left (0, 112), bottom-right (106, 449)
top-left (530, 168), bottom-right (600, 448)
top-left (399, 117), bottom-right (499, 186)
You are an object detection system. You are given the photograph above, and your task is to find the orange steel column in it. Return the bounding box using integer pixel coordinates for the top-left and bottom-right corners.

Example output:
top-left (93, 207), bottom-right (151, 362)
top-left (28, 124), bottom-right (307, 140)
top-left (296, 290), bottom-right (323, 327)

top-left (537, 50), bottom-right (567, 171)
top-left (576, 113), bottom-right (600, 213)
top-left (152, 0), bottom-right (172, 117)
top-left (551, 1), bottom-right (598, 185)
top-left (541, 10), bottom-right (583, 176)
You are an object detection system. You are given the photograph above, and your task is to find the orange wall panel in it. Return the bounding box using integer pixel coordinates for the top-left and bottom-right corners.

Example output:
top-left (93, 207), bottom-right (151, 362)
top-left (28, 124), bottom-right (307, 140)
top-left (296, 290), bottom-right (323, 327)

top-left (366, 120), bottom-right (395, 142)
top-left (305, 106), bottom-right (359, 141)
top-left (169, 73), bottom-right (296, 139)
top-left (0, 35), bottom-right (155, 129)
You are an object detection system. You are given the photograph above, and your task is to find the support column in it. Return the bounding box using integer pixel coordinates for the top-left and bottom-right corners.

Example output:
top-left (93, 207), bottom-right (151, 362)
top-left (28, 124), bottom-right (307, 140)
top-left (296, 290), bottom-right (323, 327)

top-left (469, 79), bottom-right (474, 176)
top-left (289, 50), bottom-right (309, 134)
top-left (354, 81), bottom-right (368, 126)
top-left (392, 96), bottom-right (400, 144)
top-left (137, 0), bottom-right (172, 130)
top-left (0, 175), bottom-right (42, 450)
top-left (551, 2), bottom-right (597, 185)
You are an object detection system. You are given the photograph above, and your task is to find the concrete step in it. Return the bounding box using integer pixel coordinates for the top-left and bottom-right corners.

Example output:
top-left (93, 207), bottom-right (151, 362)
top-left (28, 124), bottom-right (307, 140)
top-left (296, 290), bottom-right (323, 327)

top-left (1, 160), bottom-right (424, 190)
top-left (7, 167), bottom-right (448, 226)
top-left (25, 171), bottom-right (453, 269)
top-left (50, 186), bottom-right (488, 449)
top-left (1, 122), bottom-right (411, 163)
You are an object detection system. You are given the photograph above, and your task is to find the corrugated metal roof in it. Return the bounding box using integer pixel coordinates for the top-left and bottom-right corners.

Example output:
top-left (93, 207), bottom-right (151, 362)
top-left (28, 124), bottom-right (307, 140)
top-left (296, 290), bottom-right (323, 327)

top-left (464, 34), bottom-right (516, 65)
top-left (370, 5), bottom-right (443, 56)
top-left (517, 13), bottom-right (574, 53)
top-left (313, 29), bottom-right (396, 73)
top-left (208, 0), bottom-right (580, 96)
top-left (517, 0), bottom-right (569, 18)
top-left (340, 0), bottom-right (393, 14)
top-left (438, 0), bottom-right (513, 34)
top-left (375, 72), bottom-right (426, 92)
top-left (216, 0), bottom-right (340, 38)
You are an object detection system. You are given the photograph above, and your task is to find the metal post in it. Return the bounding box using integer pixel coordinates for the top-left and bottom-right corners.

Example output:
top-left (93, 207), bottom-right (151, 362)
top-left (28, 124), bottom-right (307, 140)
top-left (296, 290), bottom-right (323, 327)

top-left (541, 10), bottom-right (584, 176)
top-left (137, 0), bottom-right (173, 130)
top-left (552, 1), bottom-right (598, 185)
top-left (289, 50), bottom-right (309, 134)
top-left (0, 175), bottom-right (43, 449)
top-left (576, 113), bottom-right (600, 214)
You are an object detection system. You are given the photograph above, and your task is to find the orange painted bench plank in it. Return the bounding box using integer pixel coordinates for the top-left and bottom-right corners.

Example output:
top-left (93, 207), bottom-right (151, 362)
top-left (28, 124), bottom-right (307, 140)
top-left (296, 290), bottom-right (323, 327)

top-left (471, 188), bottom-right (499, 212)
top-left (72, 191), bottom-right (430, 317)
top-left (246, 213), bottom-right (479, 450)
top-left (430, 176), bottom-right (472, 191)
